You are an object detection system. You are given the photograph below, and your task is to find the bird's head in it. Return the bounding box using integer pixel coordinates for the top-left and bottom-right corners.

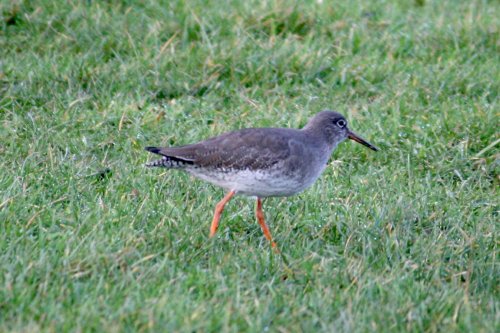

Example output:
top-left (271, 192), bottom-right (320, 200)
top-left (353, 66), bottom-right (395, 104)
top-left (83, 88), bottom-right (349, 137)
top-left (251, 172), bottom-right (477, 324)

top-left (303, 111), bottom-right (379, 151)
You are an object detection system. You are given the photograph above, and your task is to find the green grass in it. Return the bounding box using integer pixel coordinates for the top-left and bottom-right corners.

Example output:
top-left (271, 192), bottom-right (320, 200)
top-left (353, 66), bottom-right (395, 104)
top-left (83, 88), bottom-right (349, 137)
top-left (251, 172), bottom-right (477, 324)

top-left (1, 0), bottom-right (498, 331)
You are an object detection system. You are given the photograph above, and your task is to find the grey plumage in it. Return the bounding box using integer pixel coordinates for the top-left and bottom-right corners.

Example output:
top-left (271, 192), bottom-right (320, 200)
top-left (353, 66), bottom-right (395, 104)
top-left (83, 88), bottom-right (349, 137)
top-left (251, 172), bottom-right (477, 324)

top-left (145, 111), bottom-right (378, 197)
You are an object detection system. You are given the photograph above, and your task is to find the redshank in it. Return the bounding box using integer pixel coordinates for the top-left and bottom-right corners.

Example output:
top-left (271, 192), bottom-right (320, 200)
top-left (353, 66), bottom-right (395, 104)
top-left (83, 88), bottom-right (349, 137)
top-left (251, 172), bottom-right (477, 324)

top-left (145, 111), bottom-right (378, 248)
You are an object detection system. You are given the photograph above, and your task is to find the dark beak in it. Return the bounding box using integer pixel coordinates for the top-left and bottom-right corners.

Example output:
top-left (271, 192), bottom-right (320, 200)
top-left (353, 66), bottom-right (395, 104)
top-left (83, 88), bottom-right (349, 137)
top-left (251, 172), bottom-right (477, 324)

top-left (348, 130), bottom-right (379, 151)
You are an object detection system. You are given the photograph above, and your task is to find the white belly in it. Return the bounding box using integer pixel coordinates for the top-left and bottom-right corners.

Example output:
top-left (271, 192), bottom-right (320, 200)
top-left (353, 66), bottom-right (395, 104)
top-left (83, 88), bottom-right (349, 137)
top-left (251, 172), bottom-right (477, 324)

top-left (187, 163), bottom-right (327, 197)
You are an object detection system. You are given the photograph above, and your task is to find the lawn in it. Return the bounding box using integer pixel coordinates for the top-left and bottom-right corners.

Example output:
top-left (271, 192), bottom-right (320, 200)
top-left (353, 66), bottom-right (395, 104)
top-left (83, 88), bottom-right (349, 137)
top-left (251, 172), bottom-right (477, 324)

top-left (0, 0), bottom-right (498, 331)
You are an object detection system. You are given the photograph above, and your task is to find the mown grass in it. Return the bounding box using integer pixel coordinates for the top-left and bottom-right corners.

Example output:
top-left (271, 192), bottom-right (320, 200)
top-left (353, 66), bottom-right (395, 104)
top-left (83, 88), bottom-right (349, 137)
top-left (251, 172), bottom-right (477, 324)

top-left (0, 0), bottom-right (498, 331)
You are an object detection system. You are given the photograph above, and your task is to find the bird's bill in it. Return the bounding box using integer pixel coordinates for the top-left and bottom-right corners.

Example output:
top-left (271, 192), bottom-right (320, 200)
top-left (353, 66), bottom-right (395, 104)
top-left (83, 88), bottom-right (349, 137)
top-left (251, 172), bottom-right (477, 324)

top-left (348, 131), bottom-right (379, 151)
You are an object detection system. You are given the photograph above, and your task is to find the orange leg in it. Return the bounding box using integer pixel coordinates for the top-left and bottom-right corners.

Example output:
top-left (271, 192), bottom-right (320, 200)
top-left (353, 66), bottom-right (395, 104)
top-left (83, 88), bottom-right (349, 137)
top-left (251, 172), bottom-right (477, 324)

top-left (256, 198), bottom-right (277, 249)
top-left (209, 190), bottom-right (236, 238)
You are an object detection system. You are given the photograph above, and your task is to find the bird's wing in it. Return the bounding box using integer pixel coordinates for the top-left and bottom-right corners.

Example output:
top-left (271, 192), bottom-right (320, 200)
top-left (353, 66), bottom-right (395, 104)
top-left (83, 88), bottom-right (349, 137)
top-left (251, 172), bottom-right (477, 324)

top-left (148, 128), bottom-right (296, 170)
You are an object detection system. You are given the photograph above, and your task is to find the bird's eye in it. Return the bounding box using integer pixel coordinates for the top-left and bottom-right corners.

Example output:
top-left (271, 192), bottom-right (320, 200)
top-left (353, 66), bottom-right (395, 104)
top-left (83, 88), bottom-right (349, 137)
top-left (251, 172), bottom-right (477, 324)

top-left (336, 119), bottom-right (346, 128)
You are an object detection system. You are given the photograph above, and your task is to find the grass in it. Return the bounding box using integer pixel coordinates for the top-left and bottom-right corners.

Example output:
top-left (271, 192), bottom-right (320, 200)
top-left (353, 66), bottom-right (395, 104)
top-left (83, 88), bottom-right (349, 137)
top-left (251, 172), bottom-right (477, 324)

top-left (0, 0), bottom-right (498, 331)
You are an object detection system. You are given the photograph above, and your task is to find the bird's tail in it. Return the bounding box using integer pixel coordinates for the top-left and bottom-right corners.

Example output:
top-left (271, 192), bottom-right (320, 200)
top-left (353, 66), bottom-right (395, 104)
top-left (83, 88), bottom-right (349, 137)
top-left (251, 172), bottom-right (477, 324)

top-left (144, 147), bottom-right (194, 168)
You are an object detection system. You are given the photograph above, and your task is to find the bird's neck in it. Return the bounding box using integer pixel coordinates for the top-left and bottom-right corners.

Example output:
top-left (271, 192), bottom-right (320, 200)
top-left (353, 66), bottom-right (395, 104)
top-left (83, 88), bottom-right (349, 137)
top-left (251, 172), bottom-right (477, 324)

top-left (301, 127), bottom-right (339, 152)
